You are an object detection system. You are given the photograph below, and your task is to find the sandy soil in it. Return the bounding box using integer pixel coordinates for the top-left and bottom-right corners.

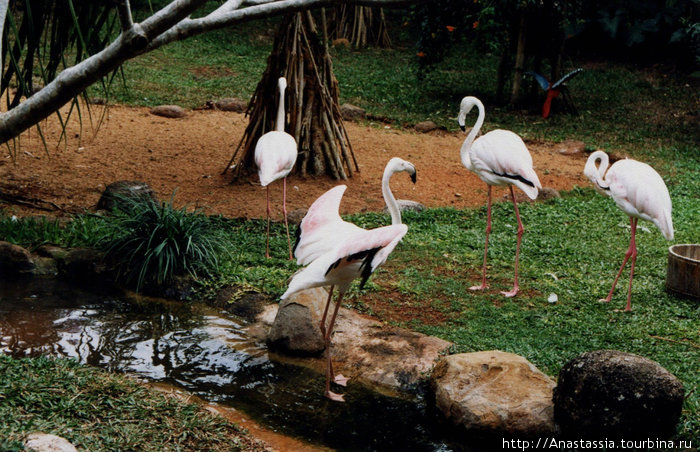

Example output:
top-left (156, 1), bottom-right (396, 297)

top-left (0, 103), bottom-right (589, 219)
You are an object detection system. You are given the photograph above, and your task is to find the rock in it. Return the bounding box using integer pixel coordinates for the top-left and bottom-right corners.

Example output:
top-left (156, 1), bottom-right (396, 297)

top-left (262, 294), bottom-right (452, 390)
top-left (536, 187), bottom-right (560, 201)
top-left (96, 180), bottom-right (158, 212)
top-left (383, 200), bottom-right (425, 215)
top-left (287, 208), bottom-right (307, 225)
top-left (554, 139), bottom-right (586, 155)
top-left (215, 98), bottom-right (248, 113)
top-left (553, 349), bottom-right (684, 440)
top-left (340, 103), bottom-right (366, 121)
top-left (430, 351), bottom-right (556, 437)
top-left (150, 104), bottom-right (187, 118)
top-left (24, 433), bottom-right (78, 452)
top-left (58, 248), bottom-right (108, 283)
top-left (414, 120), bottom-right (438, 133)
top-left (0, 241), bottom-right (35, 275)
top-left (31, 256), bottom-right (58, 276)
top-left (267, 287), bottom-right (327, 355)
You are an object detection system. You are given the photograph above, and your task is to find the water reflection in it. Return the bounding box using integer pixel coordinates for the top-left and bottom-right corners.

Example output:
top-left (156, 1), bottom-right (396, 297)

top-left (0, 279), bottom-right (462, 451)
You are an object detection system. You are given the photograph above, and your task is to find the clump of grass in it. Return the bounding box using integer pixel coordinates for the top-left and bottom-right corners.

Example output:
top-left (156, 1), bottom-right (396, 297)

top-left (0, 355), bottom-right (262, 451)
top-left (99, 193), bottom-right (230, 292)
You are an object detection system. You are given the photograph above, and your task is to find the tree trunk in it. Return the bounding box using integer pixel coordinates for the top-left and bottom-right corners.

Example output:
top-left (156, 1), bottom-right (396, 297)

top-left (509, 8), bottom-right (527, 106)
top-left (225, 12), bottom-right (358, 180)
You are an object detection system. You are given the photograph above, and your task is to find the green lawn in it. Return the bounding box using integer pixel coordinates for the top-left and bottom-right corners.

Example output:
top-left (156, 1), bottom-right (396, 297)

top-left (3, 12), bottom-right (699, 446)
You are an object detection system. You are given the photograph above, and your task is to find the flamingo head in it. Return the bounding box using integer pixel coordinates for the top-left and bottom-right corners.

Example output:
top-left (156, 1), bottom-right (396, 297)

top-left (457, 96), bottom-right (479, 132)
top-left (386, 157), bottom-right (417, 183)
top-left (278, 77), bottom-right (287, 91)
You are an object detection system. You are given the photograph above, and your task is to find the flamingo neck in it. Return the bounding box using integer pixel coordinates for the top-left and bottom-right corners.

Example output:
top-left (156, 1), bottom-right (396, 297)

top-left (584, 150), bottom-right (610, 189)
top-left (382, 166), bottom-right (402, 225)
top-left (460, 99), bottom-right (485, 171)
top-left (275, 84), bottom-right (286, 132)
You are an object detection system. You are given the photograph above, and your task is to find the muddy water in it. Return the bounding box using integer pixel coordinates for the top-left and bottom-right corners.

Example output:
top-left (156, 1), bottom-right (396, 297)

top-left (0, 278), bottom-right (463, 451)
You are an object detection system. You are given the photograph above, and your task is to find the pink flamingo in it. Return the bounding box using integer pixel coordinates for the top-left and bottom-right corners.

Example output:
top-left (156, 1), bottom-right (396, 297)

top-left (294, 157), bottom-right (416, 266)
top-left (457, 96), bottom-right (542, 297)
top-left (583, 150), bottom-right (674, 311)
top-left (255, 77), bottom-right (297, 259)
top-left (282, 184), bottom-right (409, 402)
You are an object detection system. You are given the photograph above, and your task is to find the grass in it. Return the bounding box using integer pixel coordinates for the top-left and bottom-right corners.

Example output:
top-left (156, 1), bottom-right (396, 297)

top-left (0, 355), bottom-right (262, 451)
top-left (3, 10), bottom-right (699, 447)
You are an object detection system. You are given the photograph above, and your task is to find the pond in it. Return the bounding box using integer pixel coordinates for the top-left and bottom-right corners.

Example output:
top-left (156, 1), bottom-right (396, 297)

top-left (0, 278), bottom-right (471, 451)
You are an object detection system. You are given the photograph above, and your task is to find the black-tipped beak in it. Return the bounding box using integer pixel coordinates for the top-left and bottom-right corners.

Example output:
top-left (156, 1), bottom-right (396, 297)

top-left (410, 171), bottom-right (417, 184)
top-left (459, 124), bottom-right (466, 132)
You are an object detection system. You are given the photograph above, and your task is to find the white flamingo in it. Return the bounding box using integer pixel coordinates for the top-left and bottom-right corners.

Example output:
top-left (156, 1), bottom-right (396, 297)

top-left (254, 77), bottom-right (297, 259)
top-left (457, 96), bottom-right (542, 297)
top-left (284, 159), bottom-right (415, 402)
top-left (583, 150), bottom-right (674, 311)
top-left (293, 157), bottom-right (416, 266)
top-left (282, 186), bottom-right (408, 402)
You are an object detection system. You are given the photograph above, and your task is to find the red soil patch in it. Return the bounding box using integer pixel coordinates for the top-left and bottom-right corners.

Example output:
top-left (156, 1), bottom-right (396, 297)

top-left (0, 104), bottom-right (588, 219)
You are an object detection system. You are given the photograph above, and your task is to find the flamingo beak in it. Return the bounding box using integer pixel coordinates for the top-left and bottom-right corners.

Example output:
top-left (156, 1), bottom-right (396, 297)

top-left (459, 124), bottom-right (466, 132)
top-left (410, 172), bottom-right (417, 184)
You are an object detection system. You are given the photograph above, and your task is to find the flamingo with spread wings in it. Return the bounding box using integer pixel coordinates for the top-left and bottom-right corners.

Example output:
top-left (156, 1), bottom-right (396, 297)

top-left (282, 184), bottom-right (408, 402)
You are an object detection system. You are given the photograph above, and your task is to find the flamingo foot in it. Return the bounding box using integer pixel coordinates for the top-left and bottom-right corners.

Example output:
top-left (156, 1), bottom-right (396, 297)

top-left (333, 374), bottom-right (349, 387)
top-left (325, 390), bottom-right (345, 402)
top-left (265, 252), bottom-right (271, 259)
top-left (500, 287), bottom-right (519, 298)
top-left (598, 297), bottom-right (612, 303)
top-left (469, 284), bottom-right (488, 291)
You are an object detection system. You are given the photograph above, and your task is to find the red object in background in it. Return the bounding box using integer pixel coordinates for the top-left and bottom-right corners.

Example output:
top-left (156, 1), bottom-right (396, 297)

top-left (527, 68), bottom-right (583, 118)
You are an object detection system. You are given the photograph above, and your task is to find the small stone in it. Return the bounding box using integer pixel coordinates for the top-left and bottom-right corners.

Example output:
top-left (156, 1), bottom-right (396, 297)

top-left (214, 98), bottom-right (248, 113)
top-left (555, 139), bottom-right (585, 155)
top-left (340, 103), bottom-right (366, 121)
top-left (96, 180), bottom-right (158, 212)
top-left (414, 120), bottom-right (438, 133)
top-left (24, 433), bottom-right (78, 452)
top-left (150, 105), bottom-right (186, 118)
top-left (536, 187), bottom-right (560, 201)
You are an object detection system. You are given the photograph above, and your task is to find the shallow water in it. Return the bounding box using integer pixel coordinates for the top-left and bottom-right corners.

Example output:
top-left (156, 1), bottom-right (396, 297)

top-left (0, 278), bottom-right (466, 451)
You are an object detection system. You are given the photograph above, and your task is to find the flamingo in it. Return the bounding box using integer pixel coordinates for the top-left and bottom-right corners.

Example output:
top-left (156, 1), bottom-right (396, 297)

top-left (281, 188), bottom-right (407, 402)
top-left (583, 150), bottom-right (674, 311)
top-left (457, 96), bottom-right (542, 297)
top-left (284, 159), bottom-right (415, 402)
top-left (255, 77), bottom-right (298, 259)
top-left (293, 157), bottom-right (416, 266)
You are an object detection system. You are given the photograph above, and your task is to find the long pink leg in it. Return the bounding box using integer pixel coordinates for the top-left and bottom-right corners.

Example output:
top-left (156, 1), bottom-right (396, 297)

top-left (283, 177), bottom-right (293, 260)
top-left (265, 186), bottom-right (271, 258)
top-left (501, 186), bottom-right (523, 297)
top-left (323, 289), bottom-right (347, 402)
top-left (601, 216), bottom-right (637, 307)
top-left (624, 218), bottom-right (638, 312)
top-left (470, 185), bottom-right (492, 291)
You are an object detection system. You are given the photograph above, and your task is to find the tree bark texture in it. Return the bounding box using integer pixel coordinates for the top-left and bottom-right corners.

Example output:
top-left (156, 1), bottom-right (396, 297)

top-left (226, 12), bottom-right (358, 180)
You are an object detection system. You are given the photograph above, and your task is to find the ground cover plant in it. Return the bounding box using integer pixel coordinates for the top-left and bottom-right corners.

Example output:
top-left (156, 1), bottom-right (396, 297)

top-left (1, 12), bottom-right (698, 449)
top-left (0, 355), bottom-right (263, 451)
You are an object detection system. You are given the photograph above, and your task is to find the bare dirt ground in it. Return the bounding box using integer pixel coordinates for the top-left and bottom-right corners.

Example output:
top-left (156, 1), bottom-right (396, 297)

top-left (0, 104), bottom-right (589, 219)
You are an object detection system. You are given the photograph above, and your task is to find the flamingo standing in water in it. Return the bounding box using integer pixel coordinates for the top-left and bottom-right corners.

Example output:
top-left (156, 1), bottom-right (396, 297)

top-left (255, 77), bottom-right (297, 259)
top-left (583, 150), bottom-right (674, 311)
top-left (457, 96), bottom-right (542, 297)
top-left (285, 158), bottom-right (416, 402)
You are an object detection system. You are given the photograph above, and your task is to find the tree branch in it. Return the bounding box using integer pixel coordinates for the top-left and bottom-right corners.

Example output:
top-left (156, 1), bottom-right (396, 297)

top-left (116, 0), bottom-right (134, 31)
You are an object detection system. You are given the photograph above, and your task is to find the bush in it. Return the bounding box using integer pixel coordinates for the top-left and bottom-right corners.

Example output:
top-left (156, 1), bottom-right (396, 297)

top-left (99, 193), bottom-right (229, 292)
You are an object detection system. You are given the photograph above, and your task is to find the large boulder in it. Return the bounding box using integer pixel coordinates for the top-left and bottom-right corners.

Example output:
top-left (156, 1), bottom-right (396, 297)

top-left (430, 351), bottom-right (556, 437)
top-left (267, 287), bottom-right (327, 355)
top-left (553, 349), bottom-right (685, 440)
top-left (0, 241), bottom-right (35, 275)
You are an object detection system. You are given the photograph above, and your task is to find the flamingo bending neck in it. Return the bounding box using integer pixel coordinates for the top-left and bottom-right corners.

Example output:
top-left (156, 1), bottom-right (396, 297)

top-left (458, 96), bottom-right (485, 171)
